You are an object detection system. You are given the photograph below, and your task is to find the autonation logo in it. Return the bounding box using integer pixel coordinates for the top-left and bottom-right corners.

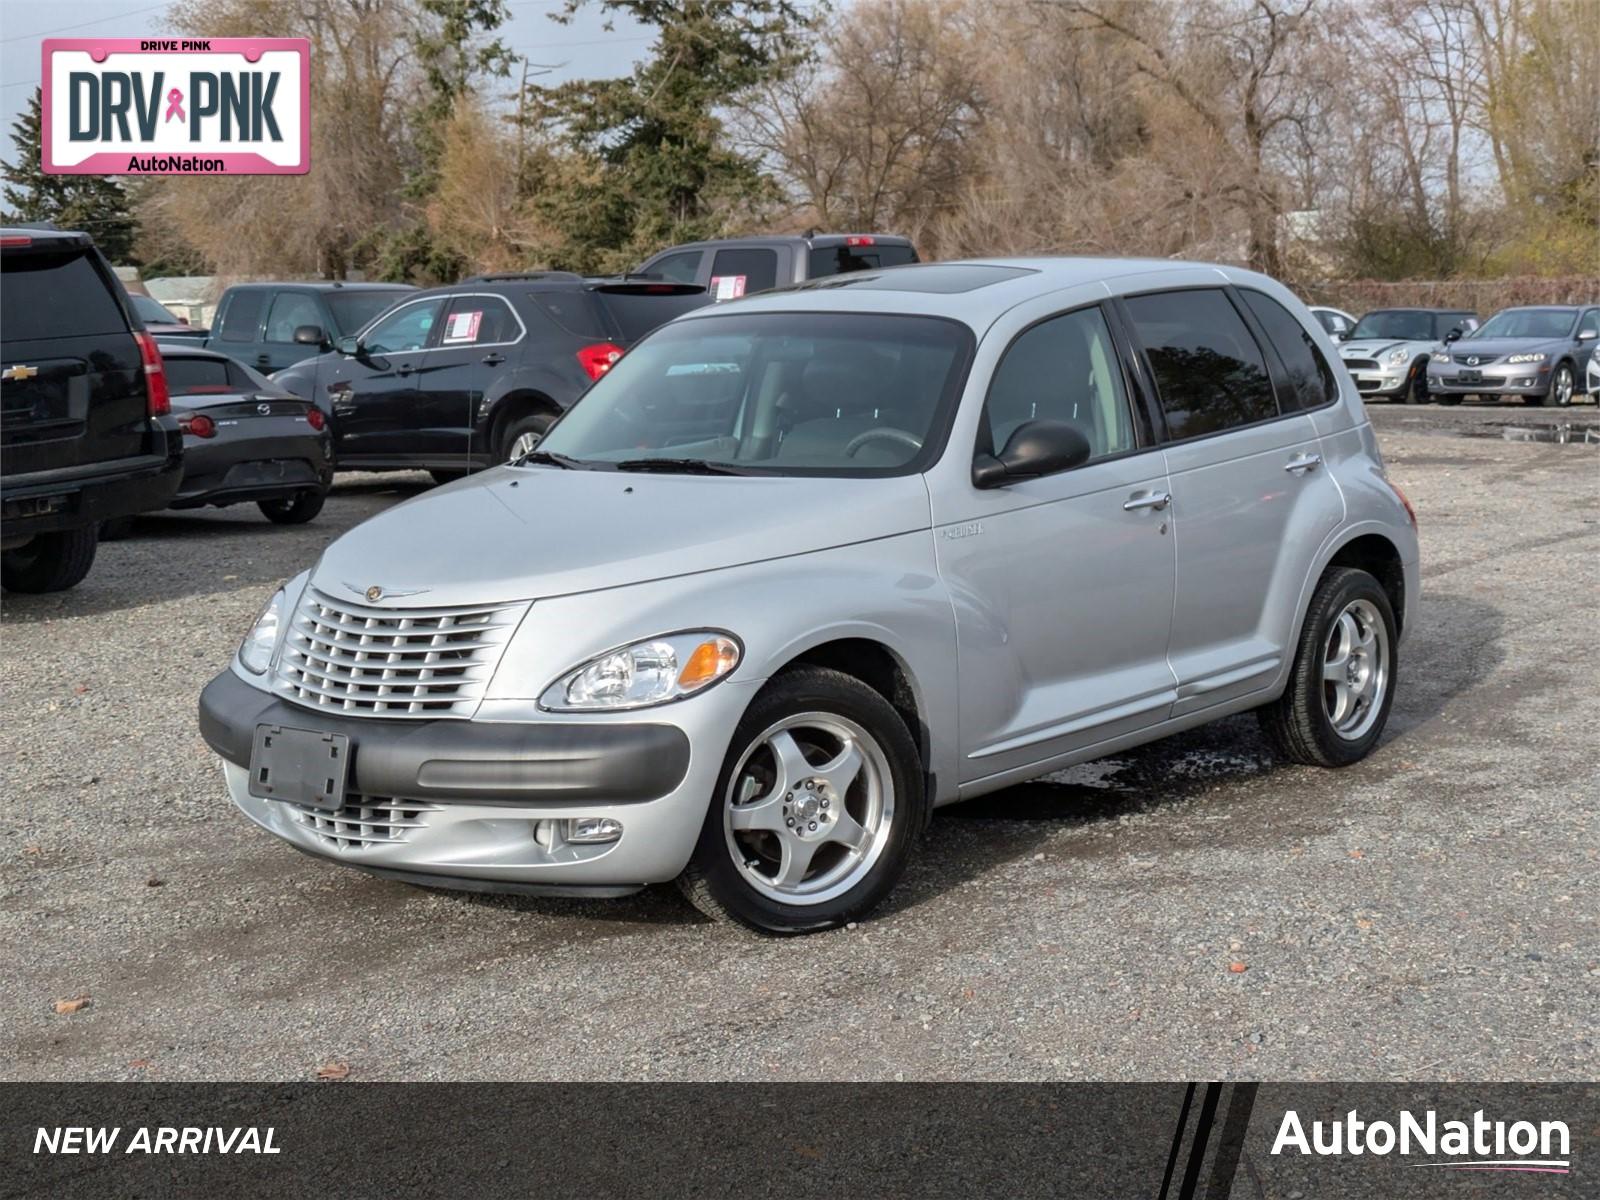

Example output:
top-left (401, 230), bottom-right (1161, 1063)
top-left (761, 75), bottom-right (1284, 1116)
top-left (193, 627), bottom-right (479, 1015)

top-left (1272, 1108), bottom-right (1571, 1175)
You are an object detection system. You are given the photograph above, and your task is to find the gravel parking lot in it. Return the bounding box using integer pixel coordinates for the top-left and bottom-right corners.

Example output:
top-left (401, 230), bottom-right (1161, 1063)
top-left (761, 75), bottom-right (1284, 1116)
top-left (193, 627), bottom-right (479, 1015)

top-left (3, 402), bottom-right (1596, 1082)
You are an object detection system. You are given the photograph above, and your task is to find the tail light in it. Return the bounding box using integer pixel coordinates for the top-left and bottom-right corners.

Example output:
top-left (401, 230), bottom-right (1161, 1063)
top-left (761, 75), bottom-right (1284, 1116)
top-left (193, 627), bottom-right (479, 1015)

top-left (305, 406), bottom-right (326, 431)
top-left (0, 234), bottom-right (33, 247)
top-left (133, 330), bottom-right (171, 417)
top-left (577, 341), bottom-right (624, 382)
top-left (177, 412), bottom-right (216, 438)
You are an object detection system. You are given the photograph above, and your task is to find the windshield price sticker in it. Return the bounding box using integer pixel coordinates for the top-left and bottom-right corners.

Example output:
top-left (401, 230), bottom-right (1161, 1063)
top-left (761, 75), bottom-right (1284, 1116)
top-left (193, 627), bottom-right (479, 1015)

top-left (443, 311), bottom-right (483, 344)
top-left (42, 38), bottom-right (310, 175)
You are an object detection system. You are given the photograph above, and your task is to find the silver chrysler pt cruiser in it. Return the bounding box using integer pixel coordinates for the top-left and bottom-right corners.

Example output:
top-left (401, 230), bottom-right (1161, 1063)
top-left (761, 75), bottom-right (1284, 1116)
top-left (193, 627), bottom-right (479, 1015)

top-left (199, 259), bottom-right (1419, 934)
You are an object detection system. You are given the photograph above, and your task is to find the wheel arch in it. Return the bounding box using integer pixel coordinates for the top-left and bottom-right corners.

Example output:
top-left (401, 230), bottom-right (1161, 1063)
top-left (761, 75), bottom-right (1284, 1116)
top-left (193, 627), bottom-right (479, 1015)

top-left (1322, 532), bottom-right (1407, 638)
top-left (486, 389), bottom-right (562, 455)
top-left (767, 636), bottom-right (935, 813)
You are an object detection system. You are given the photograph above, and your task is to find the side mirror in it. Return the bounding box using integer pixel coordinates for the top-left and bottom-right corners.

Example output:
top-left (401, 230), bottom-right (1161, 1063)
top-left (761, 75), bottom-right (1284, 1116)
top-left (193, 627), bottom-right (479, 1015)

top-left (1578, 330), bottom-right (1597, 342)
top-left (1443, 329), bottom-right (1462, 344)
top-left (972, 419), bottom-right (1092, 489)
top-left (293, 324), bottom-right (327, 347)
top-left (336, 335), bottom-right (361, 357)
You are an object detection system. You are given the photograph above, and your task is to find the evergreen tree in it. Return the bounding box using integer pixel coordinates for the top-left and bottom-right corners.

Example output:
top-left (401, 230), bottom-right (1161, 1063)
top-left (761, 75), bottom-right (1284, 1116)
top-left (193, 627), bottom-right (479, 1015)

top-left (1, 90), bottom-right (138, 261)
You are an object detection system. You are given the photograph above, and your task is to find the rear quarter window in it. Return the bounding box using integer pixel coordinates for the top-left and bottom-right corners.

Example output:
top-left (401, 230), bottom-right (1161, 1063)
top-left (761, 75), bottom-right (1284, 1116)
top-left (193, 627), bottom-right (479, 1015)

top-left (1239, 290), bottom-right (1339, 411)
top-left (1, 249), bottom-right (128, 341)
top-left (531, 291), bottom-right (612, 340)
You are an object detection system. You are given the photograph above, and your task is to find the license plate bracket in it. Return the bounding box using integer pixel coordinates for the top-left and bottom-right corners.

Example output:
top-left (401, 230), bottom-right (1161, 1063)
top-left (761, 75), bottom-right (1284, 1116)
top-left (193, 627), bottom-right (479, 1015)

top-left (1457, 369), bottom-right (1482, 383)
top-left (249, 724), bottom-right (350, 811)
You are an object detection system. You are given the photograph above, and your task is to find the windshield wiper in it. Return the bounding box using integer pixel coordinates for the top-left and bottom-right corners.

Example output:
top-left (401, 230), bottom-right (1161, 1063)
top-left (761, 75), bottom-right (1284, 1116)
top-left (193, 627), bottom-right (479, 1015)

top-left (514, 449), bottom-right (585, 469)
top-left (612, 457), bottom-right (756, 476)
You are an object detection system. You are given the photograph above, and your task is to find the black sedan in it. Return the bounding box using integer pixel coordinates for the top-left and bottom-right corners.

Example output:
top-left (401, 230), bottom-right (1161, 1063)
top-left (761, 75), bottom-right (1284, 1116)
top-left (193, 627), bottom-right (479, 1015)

top-left (157, 344), bottom-right (333, 523)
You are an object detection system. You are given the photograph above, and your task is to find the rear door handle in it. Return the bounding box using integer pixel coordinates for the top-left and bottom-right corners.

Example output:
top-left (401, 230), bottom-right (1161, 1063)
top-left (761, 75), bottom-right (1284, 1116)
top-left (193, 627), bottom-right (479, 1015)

top-left (1123, 490), bottom-right (1171, 512)
top-left (1285, 453), bottom-right (1323, 474)
top-left (481, 352), bottom-right (505, 366)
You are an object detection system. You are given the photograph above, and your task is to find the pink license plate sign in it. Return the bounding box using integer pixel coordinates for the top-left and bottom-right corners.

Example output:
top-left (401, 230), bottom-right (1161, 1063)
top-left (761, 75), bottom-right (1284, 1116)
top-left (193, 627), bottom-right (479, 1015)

top-left (42, 38), bottom-right (309, 175)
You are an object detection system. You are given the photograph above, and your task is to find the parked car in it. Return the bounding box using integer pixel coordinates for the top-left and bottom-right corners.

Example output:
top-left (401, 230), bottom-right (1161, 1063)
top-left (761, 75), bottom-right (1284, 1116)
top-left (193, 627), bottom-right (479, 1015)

top-left (203, 281), bottom-right (416, 375)
top-left (150, 344), bottom-right (332, 524)
top-left (1309, 305), bottom-right (1357, 340)
top-left (1336, 308), bottom-right (1478, 403)
top-left (271, 272), bottom-right (708, 482)
top-left (200, 257), bottom-right (1418, 934)
top-left (1427, 305), bottom-right (1599, 406)
top-left (1588, 346), bottom-right (1600, 401)
top-left (1, 227), bottom-right (183, 593)
top-left (129, 293), bottom-right (207, 340)
top-left (634, 233), bottom-right (919, 299)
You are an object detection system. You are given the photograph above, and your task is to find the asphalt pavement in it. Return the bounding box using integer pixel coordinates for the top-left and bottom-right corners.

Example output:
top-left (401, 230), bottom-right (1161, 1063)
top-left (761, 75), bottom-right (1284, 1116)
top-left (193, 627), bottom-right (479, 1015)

top-left (2, 401), bottom-right (1596, 1082)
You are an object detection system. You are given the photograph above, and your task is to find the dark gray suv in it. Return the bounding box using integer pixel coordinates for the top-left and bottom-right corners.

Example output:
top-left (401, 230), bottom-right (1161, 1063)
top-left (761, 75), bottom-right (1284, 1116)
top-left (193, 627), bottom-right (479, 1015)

top-left (635, 233), bottom-right (919, 300)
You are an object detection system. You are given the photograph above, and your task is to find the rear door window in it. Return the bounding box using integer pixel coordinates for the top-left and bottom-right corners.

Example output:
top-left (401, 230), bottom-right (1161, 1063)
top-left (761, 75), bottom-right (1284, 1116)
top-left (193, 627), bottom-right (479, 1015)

top-left (439, 295), bottom-right (520, 346)
top-left (1124, 289), bottom-right (1279, 439)
top-left (1238, 290), bottom-right (1338, 411)
top-left (0, 249), bottom-right (127, 341)
top-left (217, 291), bottom-right (268, 342)
top-left (709, 248), bottom-right (779, 298)
top-left (263, 291), bottom-right (324, 343)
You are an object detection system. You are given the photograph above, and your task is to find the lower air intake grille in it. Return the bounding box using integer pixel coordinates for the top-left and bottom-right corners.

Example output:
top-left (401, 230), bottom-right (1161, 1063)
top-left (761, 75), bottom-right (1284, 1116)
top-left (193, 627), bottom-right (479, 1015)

top-left (286, 795), bottom-right (439, 852)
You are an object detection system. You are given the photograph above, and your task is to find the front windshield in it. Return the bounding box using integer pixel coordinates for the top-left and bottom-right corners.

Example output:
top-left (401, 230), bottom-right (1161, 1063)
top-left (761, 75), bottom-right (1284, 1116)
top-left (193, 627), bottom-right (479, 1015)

top-left (537, 312), bottom-right (973, 475)
top-left (1471, 309), bottom-right (1575, 340)
top-left (1349, 310), bottom-right (1433, 341)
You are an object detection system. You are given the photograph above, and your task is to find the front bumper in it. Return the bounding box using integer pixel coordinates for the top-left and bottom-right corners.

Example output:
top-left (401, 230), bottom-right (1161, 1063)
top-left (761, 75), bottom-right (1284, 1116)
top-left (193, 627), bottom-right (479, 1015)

top-left (1427, 364), bottom-right (1549, 396)
top-left (1344, 368), bottom-right (1409, 398)
top-left (199, 668), bottom-right (747, 891)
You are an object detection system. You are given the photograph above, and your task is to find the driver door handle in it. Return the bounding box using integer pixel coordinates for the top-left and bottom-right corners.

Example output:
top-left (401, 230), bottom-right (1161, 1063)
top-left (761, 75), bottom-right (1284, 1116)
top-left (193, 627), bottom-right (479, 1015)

top-left (481, 352), bottom-right (505, 366)
top-left (1285, 452), bottom-right (1323, 474)
top-left (1123, 490), bottom-right (1171, 512)
top-left (396, 362), bottom-right (414, 376)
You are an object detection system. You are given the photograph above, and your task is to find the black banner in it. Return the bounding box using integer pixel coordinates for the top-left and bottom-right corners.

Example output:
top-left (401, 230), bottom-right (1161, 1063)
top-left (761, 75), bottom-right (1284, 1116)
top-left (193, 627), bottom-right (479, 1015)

top-left (3, 1083), bottom-right (1592, 1198)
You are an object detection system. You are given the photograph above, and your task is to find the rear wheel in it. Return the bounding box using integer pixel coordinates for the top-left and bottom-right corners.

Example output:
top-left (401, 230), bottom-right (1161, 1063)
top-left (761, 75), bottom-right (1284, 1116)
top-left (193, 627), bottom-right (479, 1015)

top-left (257, 489), bottom-right (326, 524)
top-left (1259, 567), bottom-right (1397, 767)
top-left (677, 667), bottom-right (926, 934)
top-left (1, 525), bottom-right (98, 593)
top-left (501, 412), bottom-right (555, 462)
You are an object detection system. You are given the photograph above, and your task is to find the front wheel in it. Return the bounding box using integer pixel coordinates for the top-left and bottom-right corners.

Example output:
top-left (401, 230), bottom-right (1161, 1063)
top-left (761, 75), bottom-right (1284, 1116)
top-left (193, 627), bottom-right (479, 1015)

top-left (677, 666), bottom-right (926, 934)
top-left (1258, 567), bottom-right (1397, 767)
top-left (1407, 361), bottom-right (1429, 404)
top-left (1548, 363), bottom-right (1574, 407)
top-left (257, 489), bottom-right (326, 525)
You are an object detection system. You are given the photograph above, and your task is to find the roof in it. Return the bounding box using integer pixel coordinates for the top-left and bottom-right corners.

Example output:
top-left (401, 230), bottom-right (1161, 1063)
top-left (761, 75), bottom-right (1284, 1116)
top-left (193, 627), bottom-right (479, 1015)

top-left (1, 226), bottom-right (92, 249)
top-left (676, 257), bottom-right (1291, 332)
top-left (224, 280), bottom-right (413, 292)
top-left (654, 232), bottom-right (915, 252)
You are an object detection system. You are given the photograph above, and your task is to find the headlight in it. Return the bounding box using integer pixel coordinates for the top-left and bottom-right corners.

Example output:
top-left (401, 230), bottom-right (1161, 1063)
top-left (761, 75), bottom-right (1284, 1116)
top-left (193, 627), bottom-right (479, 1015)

top-left (1431, 352), bottom-right (1450, 363)
top-left (1505, 352), bottom-right (1546, 364)
top-left (541, 631), bottom-right (741, 711)
top-left (1386, 348), bottom-right (1410, 364)
top-left (239, 588), bottom-right (286, 674)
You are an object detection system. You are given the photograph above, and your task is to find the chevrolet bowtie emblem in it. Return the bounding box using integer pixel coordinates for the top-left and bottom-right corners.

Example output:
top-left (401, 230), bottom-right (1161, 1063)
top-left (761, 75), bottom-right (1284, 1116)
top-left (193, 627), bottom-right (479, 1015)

top-left (2, 364), bottom-right (39, 381)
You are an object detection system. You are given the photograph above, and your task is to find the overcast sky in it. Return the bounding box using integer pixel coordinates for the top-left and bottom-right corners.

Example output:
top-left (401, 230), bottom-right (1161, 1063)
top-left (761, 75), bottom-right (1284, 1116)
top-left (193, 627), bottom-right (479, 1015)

top-left (0, 0), bottom-right (648, 146)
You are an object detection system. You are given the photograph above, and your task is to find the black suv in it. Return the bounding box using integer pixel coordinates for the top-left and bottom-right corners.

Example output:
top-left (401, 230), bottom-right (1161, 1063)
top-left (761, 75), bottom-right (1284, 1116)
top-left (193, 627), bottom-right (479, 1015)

top-left (1, 228), bottom-right (183, 592)
top-left (634, 233), bottom-right (919, 298)
top-left (271, 273), bottom-right (707, 479)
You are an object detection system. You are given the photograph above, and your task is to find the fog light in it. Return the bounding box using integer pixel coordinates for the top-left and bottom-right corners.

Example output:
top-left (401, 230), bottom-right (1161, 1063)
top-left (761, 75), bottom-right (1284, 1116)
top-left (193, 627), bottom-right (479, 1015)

top-left (567, 817), bottom-right (623, 844)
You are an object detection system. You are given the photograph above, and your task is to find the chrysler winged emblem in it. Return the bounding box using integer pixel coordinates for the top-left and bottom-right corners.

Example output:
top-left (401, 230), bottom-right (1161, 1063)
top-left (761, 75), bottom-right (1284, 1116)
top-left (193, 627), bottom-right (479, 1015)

top-left (2, 364), bottom-right (39, 381)
top-left (343, 581), bottom-right (429, 603)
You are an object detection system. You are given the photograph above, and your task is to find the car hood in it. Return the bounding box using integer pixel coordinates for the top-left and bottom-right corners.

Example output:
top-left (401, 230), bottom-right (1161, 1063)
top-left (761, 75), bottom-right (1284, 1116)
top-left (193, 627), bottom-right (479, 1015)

top-left (1339, 339), bottom-right (1429, 358)
top-left (310, 466), bottom-right (934, 607)
top-left (1446, 336), bottom-right (1567, 358)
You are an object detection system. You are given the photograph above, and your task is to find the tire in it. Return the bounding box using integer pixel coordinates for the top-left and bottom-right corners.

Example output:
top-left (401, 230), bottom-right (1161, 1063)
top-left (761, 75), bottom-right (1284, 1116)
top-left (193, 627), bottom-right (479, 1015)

top-left (1435, 393), bottom-right (1461, 406)
top-left (1, 525), bottom-right (98, 593)
top-left (1258, 566), bottom-right (1397, 768)
top-left (257, 489), bottom-right (326, 525)
top-left (1407, 360), bottom-right (1429, 404)
top-left (500, 411), bottom-right (555, 462)
top-left (1548, 363), bottom-right (1574, 407)
top-left (676, 666), bottom-right (926, 934)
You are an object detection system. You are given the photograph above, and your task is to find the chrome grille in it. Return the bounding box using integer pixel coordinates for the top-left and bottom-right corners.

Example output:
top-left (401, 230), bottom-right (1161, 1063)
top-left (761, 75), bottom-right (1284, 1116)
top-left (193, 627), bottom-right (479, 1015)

top-left (286, 794), bottom-right (439, 852)
top-left (275, 588), bottom-right (528, 717)
top-left (1453, 353), bottom-right (1500, 365)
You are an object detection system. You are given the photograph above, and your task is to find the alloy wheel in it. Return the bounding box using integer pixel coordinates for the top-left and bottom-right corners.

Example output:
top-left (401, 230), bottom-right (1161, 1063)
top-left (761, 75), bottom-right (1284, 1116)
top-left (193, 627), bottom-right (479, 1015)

top-left (723, 712), bottom-right (895, 905)
top-left (1322, 598), bottom-right (1390, 741)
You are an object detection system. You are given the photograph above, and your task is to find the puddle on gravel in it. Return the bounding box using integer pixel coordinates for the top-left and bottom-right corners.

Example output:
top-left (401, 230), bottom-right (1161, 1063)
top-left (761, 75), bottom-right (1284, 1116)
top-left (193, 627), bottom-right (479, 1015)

top-left (1451, 421), bottom-right (1600, 446)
